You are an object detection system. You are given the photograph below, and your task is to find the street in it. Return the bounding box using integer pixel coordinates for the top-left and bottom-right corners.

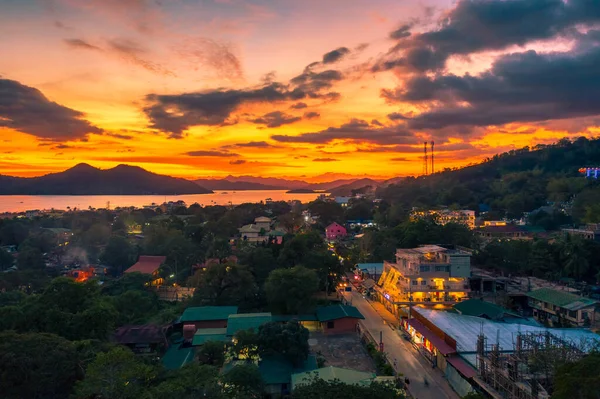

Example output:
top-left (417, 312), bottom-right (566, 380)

top-left (341, 289), bottom-right (459, 399)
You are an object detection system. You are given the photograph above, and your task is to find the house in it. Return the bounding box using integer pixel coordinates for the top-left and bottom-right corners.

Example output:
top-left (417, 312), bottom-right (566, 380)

top-left (162, 345), bottom-right (195, 370)
top-left (376, 245), bottom-right (471, 316)
top-left (239, 224), bottom-right (263, 242)
top-left (562, 224), bottom-right (600, 241)
top-left (356, 262), bottom-right (384, 281)
top-left (477, 225), bottom-right (526, 239)
top-left (453, 298), bottom-right (522, 321)
top-left (334, 196), bottom-right (351, 207)
top-left (411, 208), bottom-right (476, 229)
top-left (112, 324), bottom-right (168, 354)
top-left (180, 306), bottom-right (238, 333)
top-left (254, 216), bottom-right (272, 231)
top-left (226, 313), bottom-right (273, 336)
top-left (325, 222), bottom-right (347, 241)
top-left (526, 287), bottom-right (598, 327)
top-left (291, 366), bottom-right (376, 390)
top-left (316, 304), bottom-right (364, 334)
top-left (192, 328), bottom-right (229, 346)
top-left (124, 255), bottom-right (167, 286)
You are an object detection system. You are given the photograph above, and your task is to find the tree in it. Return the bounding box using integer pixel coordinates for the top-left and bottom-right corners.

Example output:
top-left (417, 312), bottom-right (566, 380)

top-left (257, 321), bottom-right (310, 366)
top-left (73, 347), bottom-right (156, 399)
top-left (0, 247), bottom-right (14, 270)
top-left (151, 363), bottom-right (224, 399)
top-left (112, 290), bottom-right (159, 325)
top-left (39, 277), bottom-right (100, 314)
top-left (292, 378), bottom-right (404, 399)
top-left (553, 353), bottom-right (600, 399)
top-left (237, 246), bottom-right (278, 285)
top-left (0, 305), bottom-right (24, 331)
top-left (231, 329), bottom-right (259, 360)
top-left (190, 263), bottom-right (258, 309)
top-left (221, 364), bottom-right (264, 399)
top-left (100, 235), bottom-right (137, 274)
top-left (198, 340), bottom-right (226, 366)
top-left (0, 331), bottom-right (81, 399)
top-left (265, 266), bottom-right (319, 314)
top-left (17, 247), bottom-right (45, 270)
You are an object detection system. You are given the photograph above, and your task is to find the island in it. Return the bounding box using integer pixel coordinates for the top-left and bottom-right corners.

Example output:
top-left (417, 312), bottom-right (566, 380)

top-left (286, 188), bottom-right (316, 193)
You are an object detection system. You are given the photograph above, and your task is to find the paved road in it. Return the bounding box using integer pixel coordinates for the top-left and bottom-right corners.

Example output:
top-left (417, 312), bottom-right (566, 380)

top-left (341, 290), bottom-right (459, 399)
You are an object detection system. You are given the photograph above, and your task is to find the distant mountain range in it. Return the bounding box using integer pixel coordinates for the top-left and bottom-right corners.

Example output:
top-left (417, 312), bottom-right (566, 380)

top-left (0, 164), bottom-right (213, 195)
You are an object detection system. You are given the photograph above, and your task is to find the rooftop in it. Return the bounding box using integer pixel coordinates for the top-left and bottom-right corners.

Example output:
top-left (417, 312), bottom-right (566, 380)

top-left (162, 345), bottom-right (195, 370)
top-left (526, 287), bottom-right (597, 310)
top-left (239, 224), bottom-right (261, 233)
top-left (192, 328), bottom-right (229, 346)
top-left (226, 312), bottom-right (272, 336)
top-left (316, 305), bottom-right (364, 322)
top-left (413, 307), bottom-right (600, 355)
top-left (180, 306), bottom-right (238, 323)
top-left (453, 298), bottom-right (521, 320)
top-left (124, 255), bottom-right (166, 274)
top-left (112, 324), bottom-right (165, 345)
top-left (291, 366), bottom-right (375, 389)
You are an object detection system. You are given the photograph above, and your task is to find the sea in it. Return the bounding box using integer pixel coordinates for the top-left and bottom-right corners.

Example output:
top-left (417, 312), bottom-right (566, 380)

top-left (0, 190), bottom-right (325, 213)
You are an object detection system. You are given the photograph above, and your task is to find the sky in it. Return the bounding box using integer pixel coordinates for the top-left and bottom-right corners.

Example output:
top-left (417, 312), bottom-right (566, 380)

top-left (1, 0), bottom-right (600, 180)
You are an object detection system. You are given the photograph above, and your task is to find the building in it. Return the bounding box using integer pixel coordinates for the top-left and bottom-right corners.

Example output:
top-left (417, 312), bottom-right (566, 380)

top-left (562, 224), bottom-right (600, 241)
top-left (453, 298), bottom-right (523, 321)
top-left (356, 263), bottom-right (384, 282)
top-left (161, 345), bottom-right (195, 370)
top-left (376, 245), bottom-right (471, 316)
top-left (315, 304), bottom-right (365, 334)
top-left (334, 197), bottom-right (351, 207)
top-left (477, 224), bottom-right (527, 239)
top-left (112, 324), bottom-right (168, 354)
top-left (411, 208), bottom-right (476, 229)
top-left (325, 222), bottom-right (347, 241)
top-left (124, 255), bottom-right (167, 286)
top-left (346, 219), bottom-right (376, 230)
top-left (191, 328), bottom-right (229, 347)
top-left (526, 287), bottom-right (597, 327)
top-left (254, 216), bottom-right (272, 231)
top-left (291, 366), bottom-right (376, 390)
top-left (226, 313), bottom-right (273, 336)
top-left (180, 306), bottom-right (239, 333)
top-left (238, 216), bottom-right (276, 243)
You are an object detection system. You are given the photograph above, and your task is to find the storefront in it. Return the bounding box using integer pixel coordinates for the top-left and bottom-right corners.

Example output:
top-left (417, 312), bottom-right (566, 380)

top-left (401, 318), bottom-right (456, 369)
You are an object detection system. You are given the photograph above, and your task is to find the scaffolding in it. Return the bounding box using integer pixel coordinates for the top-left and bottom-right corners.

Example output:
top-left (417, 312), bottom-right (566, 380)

top-left (475, 330), bottom-right (589, 399)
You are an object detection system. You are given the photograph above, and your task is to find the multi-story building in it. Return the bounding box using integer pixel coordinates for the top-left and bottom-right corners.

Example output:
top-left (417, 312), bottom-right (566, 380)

top-left (526, 287), bottom-right (598, 327)
top-left (376, 245), bottom-right (471, 316)
top-left (410, 208), bottom-right (476, 229)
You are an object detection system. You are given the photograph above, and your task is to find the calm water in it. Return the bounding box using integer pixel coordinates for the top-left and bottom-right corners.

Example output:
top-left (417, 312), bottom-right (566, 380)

top-left (0, 190), bottom-right (324, 213)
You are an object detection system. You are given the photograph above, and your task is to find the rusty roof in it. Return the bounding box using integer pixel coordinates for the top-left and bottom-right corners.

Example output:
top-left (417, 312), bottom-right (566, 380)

top-left (124, 255), bottom-right (166, 274)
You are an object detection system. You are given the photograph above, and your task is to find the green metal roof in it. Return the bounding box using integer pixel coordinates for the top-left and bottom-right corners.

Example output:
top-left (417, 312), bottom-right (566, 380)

top-left (316, 305), bottom-right (364, 322)
top-left (453, 299), bottom-right (521, 320)
top-left (191, 328), bottom-right (229, 346)
top-left (180, 306), bottom-right (238, 322)
top-left (271, 314), bottom-right (319, 322)
top-left (161, 345), bottom-right (195, 370)
top-left (259, 355), bottom-right (318, 385)
top-left (226, 313), bottom-right (272, 336)
top-left (270, 230), bottom-right (286, 236)
top-left (526, 288), bottom-right (597, 310)
top-left (291, 366), bottom-right (375, 389)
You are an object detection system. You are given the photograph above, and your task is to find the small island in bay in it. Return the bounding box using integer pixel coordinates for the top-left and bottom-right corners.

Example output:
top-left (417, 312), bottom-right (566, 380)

top-left (286, 188), bottom-right (316, 193)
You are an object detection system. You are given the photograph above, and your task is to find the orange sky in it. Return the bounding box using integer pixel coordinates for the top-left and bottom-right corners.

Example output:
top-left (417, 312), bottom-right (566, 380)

top-left (1, 0), bottom-right (598, 179)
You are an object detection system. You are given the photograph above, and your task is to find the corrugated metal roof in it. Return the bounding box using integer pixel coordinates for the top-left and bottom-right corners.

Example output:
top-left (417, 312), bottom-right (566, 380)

top-left (407, 318), bottom-right (456, 355)
top-left (162, 345), bottom-right (195, 370)
top-left (446, 355), bottom-right (476, 379)
top-left (124, 255), bottom-right (166, 274)
top-left (271, 314), bottom-right (318, 322)
top-left (453, 299), bottom-right (521, 320)
top-left (180, 306), bottom-right (238, 322)
top-left (526, 287), bottom-right (597, 309)
top-left (226, 313), bottom-right (272, 336)
top-left (191, 328), bottom-right (229, 346)
top-left (291, 366), bottom-right (375, 389)
top-left (414, 308), bottom-right (600, 354)
top-left (316, 305), bottom-right (364, 321)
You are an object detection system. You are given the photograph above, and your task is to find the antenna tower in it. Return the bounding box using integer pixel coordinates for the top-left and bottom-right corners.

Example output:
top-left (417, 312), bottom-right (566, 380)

top-left (423, 142), bottom-right (428, 175)
top-left (430, 141), bottom-right (435, 174)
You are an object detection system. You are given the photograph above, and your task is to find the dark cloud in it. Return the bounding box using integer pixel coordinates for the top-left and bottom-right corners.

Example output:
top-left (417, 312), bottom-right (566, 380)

top-left (322, 47), bottom-right (350, 64)
top-left (374, 0), bottom-right (600, 73)
top-left (390, 157), bottom-right (410, 162)
top-left (371, 119), bottom-right (383, 126)
top-left (108, 38), bottom-right (174, 76)
top-left (0, 78), bottom-right (102, 141)
top-left (235, 141), bottom-right (276, 148)
top-left (64, 38), bottom-right (101, 51)
top-left (271, 119), bottom-right (417, 145)
top-left (290, 69), bottom-right (344, 92)
top-left (389, 24), bottom-right (412, 40)
top-left (313, 158), bottom-right (339, 162)
top-left (304, 111), bottom-right (320, 119)
top-left (105, 132), bottom-right (134, 140)
top-left (290, 102), bottom-right (308, 109)
top-left (250, 111), bottom-right (301, 128)
top-left (388, 44), bottom-right (600, 130)
top-left (186, 150), bottom-right (239, 157)
top-left (172, 37), bottom-right (243, 82)
top-left (229, 159), bottom-right (246, 165)
top-left (387, 112), bottom-right (409, 121)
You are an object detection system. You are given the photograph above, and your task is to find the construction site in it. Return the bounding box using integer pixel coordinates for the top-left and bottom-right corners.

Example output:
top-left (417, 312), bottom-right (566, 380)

top-left (475, 330), bottom-right (596, 399)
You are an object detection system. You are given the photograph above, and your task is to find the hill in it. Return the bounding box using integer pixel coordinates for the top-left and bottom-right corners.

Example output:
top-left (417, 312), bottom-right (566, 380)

top-left (378, 137), bottom-right (600, 220)
top-left (327, 178), bottom-right (381, 196)
top-left (0, 164), bottom-right (213, 195)
top-left (193, 178), bottom-right (284, 190)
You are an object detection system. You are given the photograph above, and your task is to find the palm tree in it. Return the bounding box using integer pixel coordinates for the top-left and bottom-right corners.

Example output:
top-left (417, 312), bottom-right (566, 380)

top-left (560, 235), bottom-right (590, 280)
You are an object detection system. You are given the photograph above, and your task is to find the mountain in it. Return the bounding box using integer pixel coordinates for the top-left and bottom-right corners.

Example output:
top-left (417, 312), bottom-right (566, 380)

top-left (193, 178), bottom-right (284, 190)
top-left (327, 178), bottom-right (381, 196)
top-left (378, 137), bottom-right (600, 219)
top-left (0, 164), bottom-right (213, 195)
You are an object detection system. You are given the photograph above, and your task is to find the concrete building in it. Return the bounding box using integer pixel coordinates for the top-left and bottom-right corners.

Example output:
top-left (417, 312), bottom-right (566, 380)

top-left (562, 224), bottom-right (600, 241)
top-left (316, 304), bottom-right (364, 334)
top-left (376, 245), bottom-right (471, 316)
top-left (526, 287), bottom-right (597, 327)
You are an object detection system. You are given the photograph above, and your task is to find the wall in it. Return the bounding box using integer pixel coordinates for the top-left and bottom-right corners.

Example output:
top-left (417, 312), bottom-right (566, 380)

top-left (449, 255), bottom-right (471, 278)
top-left (446, 363), bottom-right (474, 397)
top-left (186, 320), bottom-right (229, 331)
top-left (321, 317), bottom-right (359, 334)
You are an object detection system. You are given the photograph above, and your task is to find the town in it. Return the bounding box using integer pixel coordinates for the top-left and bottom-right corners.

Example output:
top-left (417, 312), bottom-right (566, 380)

top-left (2, 140), bottom-right (600, 399)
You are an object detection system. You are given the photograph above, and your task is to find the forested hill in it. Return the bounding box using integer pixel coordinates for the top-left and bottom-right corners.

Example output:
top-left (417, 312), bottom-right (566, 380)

top-left (378, 137), bottom-right (600, 219)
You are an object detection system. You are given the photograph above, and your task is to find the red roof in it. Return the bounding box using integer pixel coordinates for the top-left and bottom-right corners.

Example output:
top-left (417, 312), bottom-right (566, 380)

top-left (407, 318), bottom-right (456, 356)
top-left (124, 255), bottom-right (166, 274)
top-left (326, 222), bottom-right (345, 230)
top-left (446, 355), bottom-right (476, 378)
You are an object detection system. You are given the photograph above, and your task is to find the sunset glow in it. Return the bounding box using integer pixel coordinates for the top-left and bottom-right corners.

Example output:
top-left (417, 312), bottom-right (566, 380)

top-left (1, 0), bottom-right (598, 179)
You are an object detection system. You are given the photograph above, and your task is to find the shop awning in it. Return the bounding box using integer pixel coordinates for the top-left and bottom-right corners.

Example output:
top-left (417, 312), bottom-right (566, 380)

top-left (407, 319), bottom-right (456, 356)
top-left (447, 356), bottom-right (477, 379)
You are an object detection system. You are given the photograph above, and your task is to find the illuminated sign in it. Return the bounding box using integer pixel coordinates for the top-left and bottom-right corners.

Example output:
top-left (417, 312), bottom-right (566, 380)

top-left (579, 167), bottom-right (600, 179)
top-left (384, 293), bottom-right (390, 300)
